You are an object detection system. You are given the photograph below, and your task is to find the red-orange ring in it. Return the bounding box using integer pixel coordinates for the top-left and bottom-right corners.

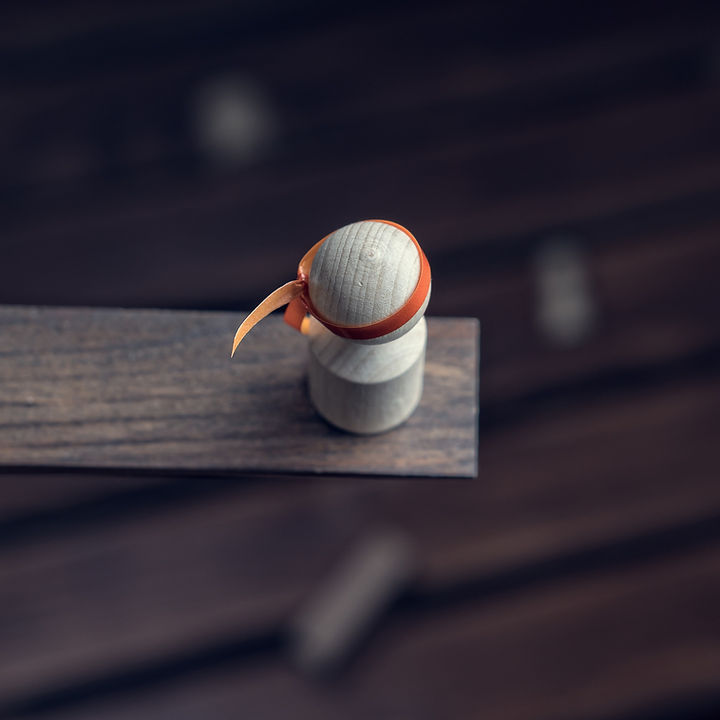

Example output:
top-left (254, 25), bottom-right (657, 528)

top-left (284, 220), bottom-right (431, 340)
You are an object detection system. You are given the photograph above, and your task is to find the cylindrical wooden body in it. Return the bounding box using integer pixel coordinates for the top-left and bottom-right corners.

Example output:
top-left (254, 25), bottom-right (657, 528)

top-left (307, 318), bottom-right (427, 434)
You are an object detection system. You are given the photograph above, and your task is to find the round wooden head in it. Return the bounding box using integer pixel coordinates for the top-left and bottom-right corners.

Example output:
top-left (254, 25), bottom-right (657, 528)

top-left (308, 220), bottom-right (431, 344)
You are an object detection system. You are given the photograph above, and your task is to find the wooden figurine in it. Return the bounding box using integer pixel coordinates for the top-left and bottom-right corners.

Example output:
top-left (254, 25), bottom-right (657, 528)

top-left (231, 219), bottom-right (431, 433)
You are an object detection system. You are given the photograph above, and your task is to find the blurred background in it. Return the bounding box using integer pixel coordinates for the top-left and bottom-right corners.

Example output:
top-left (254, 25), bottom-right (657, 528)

top-left (1, 0), bottom-right (720, 718)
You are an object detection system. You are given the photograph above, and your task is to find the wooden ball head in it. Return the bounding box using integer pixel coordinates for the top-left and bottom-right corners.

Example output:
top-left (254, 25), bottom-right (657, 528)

top-left (305, 220), bottom-right (431, 434)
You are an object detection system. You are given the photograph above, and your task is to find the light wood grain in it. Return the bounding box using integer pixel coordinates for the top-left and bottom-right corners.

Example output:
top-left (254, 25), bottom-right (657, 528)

top-left (0, 307), bottom-right (478, 477)
top-left (303, 220), bottom-right (431, 432)
top-left (308, 318), bottom-right (427, 433)
top-left (309, 220), bottom-right (420, 328)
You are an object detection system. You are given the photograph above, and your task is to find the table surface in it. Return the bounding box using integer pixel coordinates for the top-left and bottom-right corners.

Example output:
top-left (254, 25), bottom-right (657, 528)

top-left (1, 2), bottom-right (719, 718)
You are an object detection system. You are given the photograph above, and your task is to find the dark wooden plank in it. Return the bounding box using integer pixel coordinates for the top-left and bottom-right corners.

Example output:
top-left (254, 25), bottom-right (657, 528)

top-left (0, 477), bottom-right (360, 703)
top-left (0, 308), bottom-right (478, 477)
top-left (3, 81), bottom-right (720, 314)
top-left (474, 220), bottom-right (720, 409)
top-left (32, 541), bottom-right (717, 720)
top-left (2, 0), bottom-right (719, 315)
top-left (3, 9), bottom-right (715, 195)
top-left (384, 376), bottom-right (720, 589)
top-left (335, 545), bottom-right (720, 720)
top-left (0, 374), bottom-right (717, 702)
top-left (0, 472), bottom-right (161, 520)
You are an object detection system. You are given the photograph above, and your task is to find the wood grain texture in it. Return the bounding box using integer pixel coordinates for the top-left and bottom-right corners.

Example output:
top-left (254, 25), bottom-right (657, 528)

top-left (0, 307), bottom-right (478, 477)
top-left (3, 8), bottom-right (719, 313)
top-left (309, 220), bottom-right (421, 328)
top-left (12, 542), bottom-right (718, 720)
top-left (301, 219), bottom-right (430, 433)
top-left (308, 318), bottom-right (427, 434)
top-left (0, 374), bottom-right (717, 704)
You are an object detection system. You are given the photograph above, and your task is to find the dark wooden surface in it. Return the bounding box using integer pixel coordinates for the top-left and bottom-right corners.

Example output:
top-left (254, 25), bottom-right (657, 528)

top-left (1, 376), bottom-right (718, 710)
top-left (0, 307), bottom-right (478, 477)
top-left (1, 1), bottom-right (720, 718)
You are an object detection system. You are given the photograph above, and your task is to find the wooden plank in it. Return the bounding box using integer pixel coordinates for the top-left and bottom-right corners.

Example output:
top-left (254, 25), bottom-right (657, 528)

top-left (338, 545), bottom-right (720, 720)
top-left (384, 376), bottom-right (720, 589)
top-left (3, 9), bottom-right (715, 193)
top-left (0, 308), bottom-right (478, 477)
top-left (0, 474), bottom-right (369, 701)
top-left (28, 541), bottom-right (717, 720)
top-left (0, 375), bottom-right (717, 703)
top-left (2, 1), bottom-right (719, 313)
top-left (3, 82), bottom-right (720, 313)
top-left (0, 472), bottom-right (162, 521)
top-left (474, 221), bottom-right (720, 409)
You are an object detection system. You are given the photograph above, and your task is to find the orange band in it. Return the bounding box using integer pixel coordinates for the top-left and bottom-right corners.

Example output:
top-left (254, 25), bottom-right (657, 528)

top-left (284, 219), bottom-right (431, 340)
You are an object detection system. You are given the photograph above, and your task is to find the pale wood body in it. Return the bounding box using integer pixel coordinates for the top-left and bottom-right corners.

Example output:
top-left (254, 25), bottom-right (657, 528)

top-left (308, 317), bottom-right (427, 434)
top-left (306, 220), bottom-right (430, 433)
